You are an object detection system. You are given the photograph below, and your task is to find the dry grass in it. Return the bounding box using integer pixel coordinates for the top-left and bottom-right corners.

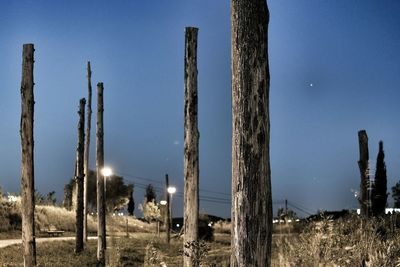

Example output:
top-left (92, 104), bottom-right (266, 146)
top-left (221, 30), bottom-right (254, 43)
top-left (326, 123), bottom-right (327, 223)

top-left (212, 220), bottom-right (230, 235)
top-left (0, 233), bottom-right (231, 267)
top-left (2, 204), bottom-right (400, 266)
top-left (275, 214), bottom-right (400, 266)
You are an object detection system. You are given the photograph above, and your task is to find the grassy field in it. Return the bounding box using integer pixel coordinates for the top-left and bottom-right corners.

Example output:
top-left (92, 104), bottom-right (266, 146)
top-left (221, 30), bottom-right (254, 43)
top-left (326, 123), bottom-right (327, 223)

top-left (1, 203), bottom-right (400, 266)
top-left (0, 233), bottom-right (231, 267)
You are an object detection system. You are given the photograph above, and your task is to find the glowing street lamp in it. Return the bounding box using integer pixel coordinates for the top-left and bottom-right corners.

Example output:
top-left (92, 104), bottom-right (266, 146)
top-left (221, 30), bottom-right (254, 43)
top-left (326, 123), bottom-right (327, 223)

top-left (167, 186), bottom-right (176, 195)
top-left (167, 186), bottom-right (176, 229)
top-left (160, 200), bottom-right (167, 206)
top-left (102, 167), bottom-right (113, 177)
top-left (102, 167), bottom-right (113, 209)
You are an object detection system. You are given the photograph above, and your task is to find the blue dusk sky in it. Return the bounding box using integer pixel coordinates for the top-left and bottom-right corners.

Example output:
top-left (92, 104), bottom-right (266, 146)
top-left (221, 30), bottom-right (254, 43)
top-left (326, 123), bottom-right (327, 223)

top-left (0, 1), bottom-right (399, 218)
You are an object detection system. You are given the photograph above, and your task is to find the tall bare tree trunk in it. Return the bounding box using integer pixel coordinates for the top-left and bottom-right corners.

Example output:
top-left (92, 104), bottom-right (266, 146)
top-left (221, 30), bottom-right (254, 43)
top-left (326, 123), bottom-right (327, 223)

top-left (75, 98), bottom-right (86, 253)
top-left (183, 26), bottom-right (199, 267)
top-left (84, 61), bottom-right (93, 242)
top-left (96, 82), bottom-right (106, 266)
top-left (20, 43), bottom-right (37, 267)
top-left (358, 130), bottom-right (369, 217)
top-left (165, 174), bottom-right (171, 244)
top-left (231, 1), bottom-right (272, 266)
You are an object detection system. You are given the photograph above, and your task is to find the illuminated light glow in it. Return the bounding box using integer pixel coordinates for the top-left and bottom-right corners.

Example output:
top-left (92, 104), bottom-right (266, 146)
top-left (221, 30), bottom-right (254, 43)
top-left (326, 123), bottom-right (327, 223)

top-left (160, 200), bottom-right (167, 205)
top-left (167, 186), bottom-right (176, 194)
top-left (102, 167), bottom-right (113, 177)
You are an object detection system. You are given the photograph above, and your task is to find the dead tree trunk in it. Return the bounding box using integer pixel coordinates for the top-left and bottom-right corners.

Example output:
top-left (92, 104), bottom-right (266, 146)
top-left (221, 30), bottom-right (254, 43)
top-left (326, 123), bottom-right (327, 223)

top-left (83, 61), bottom-right (92, 242)
top-left (231, 1), bottom-right (272, 266)
top-left (96, 82), bottom-right (106, 266)
top-left (75, 98), bottom-right (86, 253)
top-left (165, 174), bottom-right (171, 244)
top-left (358, 130), bottom-right (369, 217)
top-left (183, 26), bottom-right (199, 267)
top-left (20, 43), bottom-right (37, 267)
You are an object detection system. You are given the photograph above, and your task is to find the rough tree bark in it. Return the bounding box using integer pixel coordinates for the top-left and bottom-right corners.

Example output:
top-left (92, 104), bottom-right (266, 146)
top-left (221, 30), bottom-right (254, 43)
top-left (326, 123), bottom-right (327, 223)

top-left (83, 61), bottom-right (92, 242)
top-left (231, 1), bottom-right (272, 266)
top-left (165, 174), bottom-right (171, 244)
top-left (75, 98), bottom-right (86, 253)
top-left (183, 27), bottom-right (200, 267)
top-left (358, 130), bottom-right (369, 217)
top-left (96, 82), bottom-right (106, 266)
top-left (20, 43), bottom-right (37, 267)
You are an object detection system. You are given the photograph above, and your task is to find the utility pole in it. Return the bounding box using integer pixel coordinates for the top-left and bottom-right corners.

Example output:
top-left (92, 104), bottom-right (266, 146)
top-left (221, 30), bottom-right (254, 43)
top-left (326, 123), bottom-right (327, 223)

top-left (75, 98), bottom-right (86, 253)
top-left (183, 27), bottom-right (200, 267)
top-left (358, 130), bottom-right (369, 217)
top-left (165, 174), bottom-right (171, 244)
top-left (20, 43), bottom-right (37, 267)
top-left (83, 61), bottom-right (93, 242)
top-left (231, 1), bottom-right (272, 266)
top-left (96, 82), bottom-right (106, 266)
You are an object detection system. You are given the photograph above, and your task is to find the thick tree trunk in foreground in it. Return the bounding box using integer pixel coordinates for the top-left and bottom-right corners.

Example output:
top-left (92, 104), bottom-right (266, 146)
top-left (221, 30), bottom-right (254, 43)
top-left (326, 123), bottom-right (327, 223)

top-left (358, 130), bottom-right (369, 217)
top-left (165, 174), bottom-right (171, 244)
top-left (231, 1), bottom-right (272, 266)
top-left (183, 27), bottom-right (200, 267)
top-left (83, 61), bottom-right (92, 242)
top-left (20, 43), bottom-right (37, 267)
top-left (96, 82), bottom-right (106, 266)
top-left (75, 98), bottom-right (86, 253)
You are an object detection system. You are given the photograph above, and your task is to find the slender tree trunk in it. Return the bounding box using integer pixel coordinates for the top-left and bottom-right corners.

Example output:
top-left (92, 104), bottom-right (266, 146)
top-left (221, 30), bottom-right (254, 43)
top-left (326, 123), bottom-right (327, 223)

top-left (83, 61), bottom-right (93, 242)
top-left (231, 1), bottom-right (272, 266)
top-left (358, 130), bottom-right (369, 217)
top-left (96, 82), bottom-right (106, 266)
top-left (165, 174), bottom-right (171, 244)
top-left (183, 26), bottom-right (199, 267)
top-left (20, 43), bottom-right (37, 267)
top-left (75, 98), bottom-right (86, 253)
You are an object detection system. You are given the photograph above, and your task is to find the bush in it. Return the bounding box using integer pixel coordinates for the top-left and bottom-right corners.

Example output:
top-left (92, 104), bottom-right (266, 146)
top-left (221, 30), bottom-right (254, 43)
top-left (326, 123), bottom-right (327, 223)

top-left (0, 200), bottom-right (22, 231)
top-left (199, 214), bottom-right (214, 241)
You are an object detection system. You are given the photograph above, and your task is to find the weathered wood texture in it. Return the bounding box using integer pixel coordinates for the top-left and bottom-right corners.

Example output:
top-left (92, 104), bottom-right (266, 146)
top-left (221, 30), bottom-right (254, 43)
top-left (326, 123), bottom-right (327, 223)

top-left (165, 174), bottom-right (171, 244)
top-left (83, 61), bottom-right (92, 242)
top-left (183, 27), bottom-right (200, 267)
top-left (358, 130), bottom-right (369, 217)
top-left (75, 98), bottom-right (86, 253)
top-left (231, 1), bottom-right (272, 266)
top-left (96, 82), bottom-right (106, 266)
top-left (20, 43), bottom-right (37, 267)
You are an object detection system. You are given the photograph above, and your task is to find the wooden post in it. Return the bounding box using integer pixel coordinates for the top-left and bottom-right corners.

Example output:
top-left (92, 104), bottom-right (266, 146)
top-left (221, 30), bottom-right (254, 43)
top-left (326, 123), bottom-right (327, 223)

top-left (231, 1), bottom-right (272, 266)
top-left (183, 26), bottom-right (199, 267)
top-left (84, 61), bottom-right (93, 242)
top-left (20, 43), bottom-right (37, 267)
top-left (75, 98), bottom-right (86, 253)
top-left (358, 130), bottom-right (369, 217)
top-left (165, 174), bottom-right (171, 244)
top-left (96, 82), bottom-right (106, 266)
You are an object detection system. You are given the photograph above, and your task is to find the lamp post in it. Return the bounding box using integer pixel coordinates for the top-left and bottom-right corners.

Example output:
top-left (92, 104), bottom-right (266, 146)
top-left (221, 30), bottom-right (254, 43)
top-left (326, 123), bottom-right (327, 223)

top-left (167, 186), bottom-right (176, 234)
top-left (101, 167), bottom-right (112, 250)
top-left (102, 167), bottom-right (113, 209)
